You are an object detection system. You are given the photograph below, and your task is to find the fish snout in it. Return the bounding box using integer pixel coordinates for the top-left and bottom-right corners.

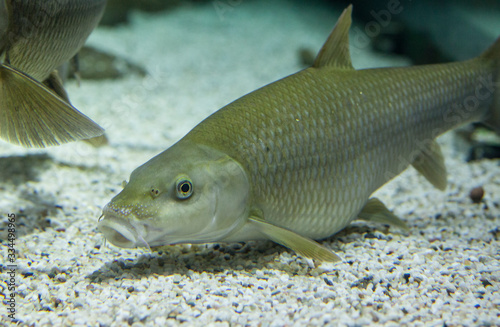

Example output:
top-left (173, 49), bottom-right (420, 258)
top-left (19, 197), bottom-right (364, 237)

top-left (98, 216), bottom-right (139, 248)
top-left (99, 201), bottom-right (157, 249)
top-left (102, 201), bottom-right (134, 217)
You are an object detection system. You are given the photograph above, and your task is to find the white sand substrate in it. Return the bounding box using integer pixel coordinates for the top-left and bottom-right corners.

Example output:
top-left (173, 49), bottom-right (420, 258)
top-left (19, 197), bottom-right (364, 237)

top-left (1, 1), bottom-right (499, 326)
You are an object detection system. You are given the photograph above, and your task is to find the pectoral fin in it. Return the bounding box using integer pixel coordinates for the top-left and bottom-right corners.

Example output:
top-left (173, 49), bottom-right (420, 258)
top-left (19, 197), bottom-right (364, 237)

top-left (411, 140), bottom-right (447, 190)
top-left (248, 216), bottom-right (341, 262)
top-left (358, 198), bottom-right (409, 231)
top-left (0, 64), bottom-right (104, 147)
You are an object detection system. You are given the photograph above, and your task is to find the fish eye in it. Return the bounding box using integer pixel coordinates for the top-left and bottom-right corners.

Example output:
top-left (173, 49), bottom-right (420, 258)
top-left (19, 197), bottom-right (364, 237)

top-left (175, 177), bottom-right (193, 199)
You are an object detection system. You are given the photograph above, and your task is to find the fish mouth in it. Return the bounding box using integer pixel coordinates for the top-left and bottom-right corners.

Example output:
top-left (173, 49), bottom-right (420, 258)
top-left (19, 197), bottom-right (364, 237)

top-left (98, 214), bottom-right (151, 249)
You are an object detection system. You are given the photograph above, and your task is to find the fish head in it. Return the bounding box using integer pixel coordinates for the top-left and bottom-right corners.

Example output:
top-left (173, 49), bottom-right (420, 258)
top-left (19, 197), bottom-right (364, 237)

top-left (98, 140), bottom-right (251, 249)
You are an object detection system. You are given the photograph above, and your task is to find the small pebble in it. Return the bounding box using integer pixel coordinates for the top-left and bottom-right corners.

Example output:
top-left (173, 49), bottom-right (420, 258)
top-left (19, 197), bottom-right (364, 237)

top-left (469, 186), bottom-right (484, 203)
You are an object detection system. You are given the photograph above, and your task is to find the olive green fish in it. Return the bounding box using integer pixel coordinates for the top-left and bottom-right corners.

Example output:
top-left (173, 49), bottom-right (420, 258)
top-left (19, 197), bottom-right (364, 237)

top-left (98, 6), bottom-right (500, 261)
top-left (0, 0), bottom-right (107, 147)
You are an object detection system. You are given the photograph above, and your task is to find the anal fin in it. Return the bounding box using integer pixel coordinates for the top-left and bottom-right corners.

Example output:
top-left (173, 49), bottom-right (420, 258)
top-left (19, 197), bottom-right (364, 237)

top-left (0, 64), bottom-right (104, 147)
top-left (358, 198), bottom-right (409, 231)
top-left (248, 216), bottom-right (341, 262)
top-left (411, 140), bottom-right (447, 190)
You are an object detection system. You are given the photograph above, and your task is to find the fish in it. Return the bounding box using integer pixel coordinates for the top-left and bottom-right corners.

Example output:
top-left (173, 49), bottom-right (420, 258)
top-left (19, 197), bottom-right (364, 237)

top-left (98, 5), bottom-right (500, 262)
top-left (0, 0), bottom-right (107, 148)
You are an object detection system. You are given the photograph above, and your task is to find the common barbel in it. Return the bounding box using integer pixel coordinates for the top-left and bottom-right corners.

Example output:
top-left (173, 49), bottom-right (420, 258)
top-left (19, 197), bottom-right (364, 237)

top-left (98, 6), bottom-right (500, 261)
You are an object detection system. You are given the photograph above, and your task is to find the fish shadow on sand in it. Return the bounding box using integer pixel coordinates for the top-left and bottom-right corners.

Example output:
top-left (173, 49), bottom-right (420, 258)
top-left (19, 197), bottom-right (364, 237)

top-left (0, 154), bottom-right (117, 240)
top-left (87, 241), bottom-right (311, 282)
top-left (0, 154), bottom-right (58, 239)
top-left (0, 153), bottom-right (52, 185)
top-left (87, 226), bottom-right (392, 282)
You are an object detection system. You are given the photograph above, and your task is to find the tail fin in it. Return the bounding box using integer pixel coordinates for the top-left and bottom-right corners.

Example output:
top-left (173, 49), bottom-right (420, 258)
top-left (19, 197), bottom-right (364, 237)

top-left (0, 64), bottom-right (104, 147)
top-left (481, 36), bottom-right (500, 134)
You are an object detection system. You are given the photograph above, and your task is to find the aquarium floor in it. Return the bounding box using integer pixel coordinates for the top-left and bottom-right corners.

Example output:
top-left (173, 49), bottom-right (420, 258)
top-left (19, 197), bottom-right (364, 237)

top-left (1, 1), bottom-right (499, 326)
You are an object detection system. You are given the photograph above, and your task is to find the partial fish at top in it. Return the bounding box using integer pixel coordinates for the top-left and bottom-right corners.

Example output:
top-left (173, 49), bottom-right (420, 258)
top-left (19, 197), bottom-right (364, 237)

top-left (0, 0), bottom-right (107, 148)
top-left (98, 6), bottom-right (500, 262)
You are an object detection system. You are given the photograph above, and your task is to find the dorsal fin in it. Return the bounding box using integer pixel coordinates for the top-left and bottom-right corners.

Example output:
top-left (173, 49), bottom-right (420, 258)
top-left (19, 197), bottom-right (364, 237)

top-left (313, 5), bottom-right (354, 70)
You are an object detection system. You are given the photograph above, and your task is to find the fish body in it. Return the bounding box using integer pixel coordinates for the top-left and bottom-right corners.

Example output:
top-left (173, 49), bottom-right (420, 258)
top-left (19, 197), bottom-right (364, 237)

top-left (99, 6), bottom-right (500, 261)
top-left (0, 0), bottom-right (107, 147)
top-left (1, 0), bottom-right (107, 81)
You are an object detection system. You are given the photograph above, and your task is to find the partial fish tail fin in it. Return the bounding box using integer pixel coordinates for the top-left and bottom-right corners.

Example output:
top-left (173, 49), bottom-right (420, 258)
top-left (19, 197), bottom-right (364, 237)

top-left (0, 64), bottom-right (104, 147)
top-left (480, 36), bottom-right (500, 134)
